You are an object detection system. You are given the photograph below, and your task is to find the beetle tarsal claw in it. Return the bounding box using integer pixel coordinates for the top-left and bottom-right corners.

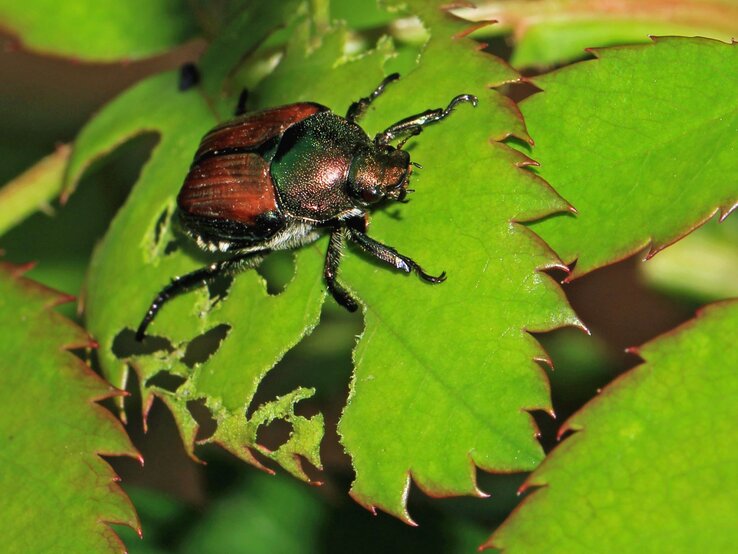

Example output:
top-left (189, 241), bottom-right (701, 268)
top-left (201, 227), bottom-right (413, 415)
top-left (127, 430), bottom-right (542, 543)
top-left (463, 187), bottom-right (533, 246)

top-left (447, 94), bottom-right (478, 113)
top-left (421, 270), bottom-right (446, 284)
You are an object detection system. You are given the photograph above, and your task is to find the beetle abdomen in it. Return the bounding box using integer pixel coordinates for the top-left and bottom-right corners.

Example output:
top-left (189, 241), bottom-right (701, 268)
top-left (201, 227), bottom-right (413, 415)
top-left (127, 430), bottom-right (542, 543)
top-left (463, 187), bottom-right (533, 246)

top-left (178, 153), bottom-right (285, 251)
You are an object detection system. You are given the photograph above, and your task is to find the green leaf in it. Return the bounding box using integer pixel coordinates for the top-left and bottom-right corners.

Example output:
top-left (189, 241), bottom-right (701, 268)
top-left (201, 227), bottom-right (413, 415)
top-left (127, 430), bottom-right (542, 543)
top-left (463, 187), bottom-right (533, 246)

top-left (522, 37), bottom-right (738, 279)
top-left (0, 0), bottom-right (199, 62)
top-left (0, 145), bottom-right (69, 236)
top-left (488, 300), bottom-right (738, 553)
top-left (457, 0), bottom-right (738, 68)
top-left (335, 2), bottom-right (579, 520)
top-left (0, 263), bottom-right (138, 552)
top-left (66, 1), bottom-right (579, 519)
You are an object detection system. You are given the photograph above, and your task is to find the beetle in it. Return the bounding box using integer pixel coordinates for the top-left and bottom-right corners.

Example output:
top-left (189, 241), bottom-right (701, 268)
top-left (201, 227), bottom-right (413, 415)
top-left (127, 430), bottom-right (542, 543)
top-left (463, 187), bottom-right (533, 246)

top-left (136, 72), bottom-right (476, 340)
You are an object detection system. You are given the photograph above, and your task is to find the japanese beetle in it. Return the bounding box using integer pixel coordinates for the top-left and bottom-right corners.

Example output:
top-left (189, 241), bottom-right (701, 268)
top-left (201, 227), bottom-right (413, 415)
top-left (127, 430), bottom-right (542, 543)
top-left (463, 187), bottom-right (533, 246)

top-left (136, 73), bottom-right (476, 340)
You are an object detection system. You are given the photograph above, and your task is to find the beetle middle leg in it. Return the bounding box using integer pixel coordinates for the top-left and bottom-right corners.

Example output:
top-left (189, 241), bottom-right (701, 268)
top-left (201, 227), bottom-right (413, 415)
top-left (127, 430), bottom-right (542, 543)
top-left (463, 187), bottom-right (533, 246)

top-left (324, 227), bottom-right (359, 312)
top-left (374, 94), bottom-right (478, 145)
top-left (136, 249), bottom-right (270, 341)
top-left (344, 217), bottom-right (446, 284)
top-left (346, 73), bottom-right (400, 123)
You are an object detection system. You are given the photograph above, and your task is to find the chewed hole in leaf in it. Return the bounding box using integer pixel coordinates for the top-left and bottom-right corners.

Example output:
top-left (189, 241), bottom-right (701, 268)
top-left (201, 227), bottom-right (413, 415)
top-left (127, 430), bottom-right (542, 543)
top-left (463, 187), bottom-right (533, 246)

top-left (146, 370), bottom-right (186, 393)
top-left (256, 418), bottom-right (293, 452)
top-left (112, 328), bottom-right (174, 358)
top-left (182, 324), bottom-right (231, 368)
top-left (150, 206), bottom-right (183, 257)
top-left (254, 250), bottom-right (296, 295)
top-left (186, 399), bottom-right (217, 441)
top-left (152, 208), bottom-right (170, 250)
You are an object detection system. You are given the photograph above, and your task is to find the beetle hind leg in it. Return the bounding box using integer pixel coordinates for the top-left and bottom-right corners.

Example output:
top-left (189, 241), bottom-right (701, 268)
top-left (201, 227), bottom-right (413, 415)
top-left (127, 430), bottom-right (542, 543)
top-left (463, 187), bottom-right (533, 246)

top-left (136, 249), bottom-right (270, 341)
top-left (324, 228), bottom-right (359, 312)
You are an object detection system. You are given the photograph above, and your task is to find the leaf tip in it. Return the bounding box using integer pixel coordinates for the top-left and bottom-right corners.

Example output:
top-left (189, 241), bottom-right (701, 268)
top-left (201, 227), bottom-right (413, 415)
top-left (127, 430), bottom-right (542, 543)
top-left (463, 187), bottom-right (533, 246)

top-left (719, 200), bottom-right (738, 221)
top-left (625, 345), bottom-right (640, 356)
top-left (450, 18), bottom-right (498, 40)
top-left (515, 156), bottom-right (539, 169)
top-left (574, 319), bottom-right (591, 336)
top-left (8, 261), bottom-right (36, 277)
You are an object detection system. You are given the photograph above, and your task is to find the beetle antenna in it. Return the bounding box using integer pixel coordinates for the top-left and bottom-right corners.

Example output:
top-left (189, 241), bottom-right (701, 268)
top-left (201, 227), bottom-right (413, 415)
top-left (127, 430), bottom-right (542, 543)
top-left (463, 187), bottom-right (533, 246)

top-left (411, 161), bottom-right (423, 169)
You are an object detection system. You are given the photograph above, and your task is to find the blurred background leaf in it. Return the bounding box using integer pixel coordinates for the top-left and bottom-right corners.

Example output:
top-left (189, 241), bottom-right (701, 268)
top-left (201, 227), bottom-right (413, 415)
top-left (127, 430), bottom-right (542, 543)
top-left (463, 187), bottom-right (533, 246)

top-left (456, 0), bottom-right (738, 68)
top-left (0, 0), bottom-right (200, 62)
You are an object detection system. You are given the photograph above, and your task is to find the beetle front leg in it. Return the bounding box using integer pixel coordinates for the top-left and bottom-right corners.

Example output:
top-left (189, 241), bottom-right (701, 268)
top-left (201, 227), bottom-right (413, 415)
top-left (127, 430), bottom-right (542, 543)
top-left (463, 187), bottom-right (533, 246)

top-left (374, 94), bottom-right (478, 146)
top-left (346, 73), bottom-right (400, 123)
top-left (324, 227), bottom-right (359, 312)
top-left (136, 249), bottom-right (270, 341)
top-left (345, 218), bottom-right (446, 283)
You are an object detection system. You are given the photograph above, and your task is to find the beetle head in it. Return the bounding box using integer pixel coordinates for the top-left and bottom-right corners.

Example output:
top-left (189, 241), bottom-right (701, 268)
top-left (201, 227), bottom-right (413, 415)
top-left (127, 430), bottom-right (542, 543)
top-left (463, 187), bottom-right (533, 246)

top-left (346, 146), bottom-right (411, 207)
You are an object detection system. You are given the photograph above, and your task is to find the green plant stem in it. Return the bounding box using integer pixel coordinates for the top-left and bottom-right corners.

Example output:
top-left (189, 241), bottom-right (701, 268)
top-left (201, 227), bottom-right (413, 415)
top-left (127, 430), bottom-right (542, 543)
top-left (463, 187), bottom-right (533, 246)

top-left (0, 145), bottom-right (69, 237)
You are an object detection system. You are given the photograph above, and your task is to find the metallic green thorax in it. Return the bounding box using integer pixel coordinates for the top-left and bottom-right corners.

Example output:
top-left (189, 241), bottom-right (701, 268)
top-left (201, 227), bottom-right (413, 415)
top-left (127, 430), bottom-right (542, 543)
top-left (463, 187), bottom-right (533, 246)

top-left (269, 111), bottom-right (372, 221)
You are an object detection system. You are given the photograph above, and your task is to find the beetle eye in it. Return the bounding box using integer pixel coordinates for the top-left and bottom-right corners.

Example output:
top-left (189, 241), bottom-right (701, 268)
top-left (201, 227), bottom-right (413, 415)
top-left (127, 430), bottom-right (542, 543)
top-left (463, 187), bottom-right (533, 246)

top-left (361, 186), bottom-right (383, 203)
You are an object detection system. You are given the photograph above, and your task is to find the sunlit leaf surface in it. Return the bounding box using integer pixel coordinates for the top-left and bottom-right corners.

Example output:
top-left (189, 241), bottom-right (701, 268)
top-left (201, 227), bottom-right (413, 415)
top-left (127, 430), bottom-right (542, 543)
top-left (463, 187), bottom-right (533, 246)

top-left (522, 37), bottom-right (738, 278)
